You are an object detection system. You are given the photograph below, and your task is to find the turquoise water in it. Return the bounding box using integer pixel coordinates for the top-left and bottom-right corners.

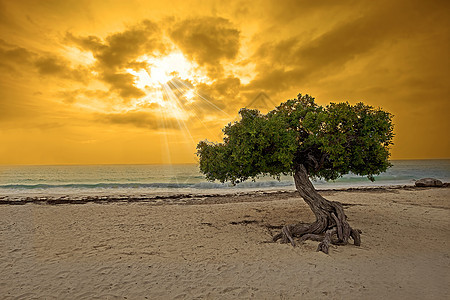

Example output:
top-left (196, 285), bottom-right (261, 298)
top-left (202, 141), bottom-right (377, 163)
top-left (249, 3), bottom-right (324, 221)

top-left (0, 160), bottom-right (449, 198)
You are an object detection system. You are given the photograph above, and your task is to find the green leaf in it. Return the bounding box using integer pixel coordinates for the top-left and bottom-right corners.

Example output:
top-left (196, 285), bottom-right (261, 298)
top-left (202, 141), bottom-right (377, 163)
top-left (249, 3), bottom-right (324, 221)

top-left (197, 93), bottom-right (394, 183)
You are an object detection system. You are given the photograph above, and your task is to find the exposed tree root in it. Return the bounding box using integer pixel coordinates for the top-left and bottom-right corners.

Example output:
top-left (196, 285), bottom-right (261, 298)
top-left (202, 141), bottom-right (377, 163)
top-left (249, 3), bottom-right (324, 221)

top-left (271, 165), bottom-right (362, 254)
top-left (271, 199), bottom-right (361, 254)
top-left (273, 221), bottom-right (361, 254)
top-left (281, 226), bottom-right (296, 246)
top-left (316, 228), bottom-right (336, 254)
top-left (350, 228), bottom-right (361, 246)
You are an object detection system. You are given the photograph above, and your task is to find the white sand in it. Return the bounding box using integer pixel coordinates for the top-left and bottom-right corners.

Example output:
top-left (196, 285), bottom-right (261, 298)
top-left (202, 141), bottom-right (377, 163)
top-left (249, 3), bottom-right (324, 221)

top-left (1, 188), bottom-right (449, 299)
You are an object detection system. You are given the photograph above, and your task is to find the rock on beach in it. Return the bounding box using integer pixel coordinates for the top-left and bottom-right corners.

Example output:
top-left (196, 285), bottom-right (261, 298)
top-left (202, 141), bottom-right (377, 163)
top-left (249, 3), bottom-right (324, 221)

top-left (415, 178), bottom-right (443, 187)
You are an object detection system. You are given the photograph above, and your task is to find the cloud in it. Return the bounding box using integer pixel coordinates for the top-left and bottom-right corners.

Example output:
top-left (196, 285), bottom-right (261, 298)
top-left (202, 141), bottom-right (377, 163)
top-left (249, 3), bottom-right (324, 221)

top-left (245, 0), bottom-right (449, 96)
top-left (66, 34), bottom-right (104, 53)
top-left (101, 72), bottom-right (145, 99)
top-left (0, 39), bottom-right (90, 83)
top-left (66, 20), bottom-right (166, 99)
top-left (34, 56), bottom-right (64, 75)
top-left (67, 20), bottom-right (165, 70)
top-left (0, 42), bottom-right (34, 62)
top-left (194, 76), bottom-right (241, 114)
top-left (247, 16), bottom-right (385, 93)
top-left (198, 76), bottom-right (240, 103)
top-left (0, 40), bottom-right (35, 72)
top-left (63, 17), bottom-right (241, 101)
top-left (34, 54), bottom-right (90, 82)
top-left (97, 111), bottom-right (179, 130)
top-left (169, 16), bottom-right (240, 75)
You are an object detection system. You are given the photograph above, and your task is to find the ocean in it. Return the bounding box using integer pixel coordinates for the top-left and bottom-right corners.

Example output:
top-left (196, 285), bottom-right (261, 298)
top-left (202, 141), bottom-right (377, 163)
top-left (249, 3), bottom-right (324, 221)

top-left (0, 160), bottom-right (449, 200)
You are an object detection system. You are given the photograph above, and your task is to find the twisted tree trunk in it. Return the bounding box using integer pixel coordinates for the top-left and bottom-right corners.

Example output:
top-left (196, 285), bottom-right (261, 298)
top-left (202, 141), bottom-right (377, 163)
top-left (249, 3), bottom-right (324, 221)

top-left (273, 164), bottom-right (361, 253)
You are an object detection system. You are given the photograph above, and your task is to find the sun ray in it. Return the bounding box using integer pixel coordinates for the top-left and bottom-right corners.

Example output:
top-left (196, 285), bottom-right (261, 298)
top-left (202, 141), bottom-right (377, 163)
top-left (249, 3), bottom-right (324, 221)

top-left (157, 107), bottom-right (173, 165)
top-left (123, 49), bottom-right (241, 154)
top-left (160, 82), bottom-right (196, 145)
top-left (165, 79), bottom-right (229, 143)
top-left (175, 79), bottom-right (231, 117)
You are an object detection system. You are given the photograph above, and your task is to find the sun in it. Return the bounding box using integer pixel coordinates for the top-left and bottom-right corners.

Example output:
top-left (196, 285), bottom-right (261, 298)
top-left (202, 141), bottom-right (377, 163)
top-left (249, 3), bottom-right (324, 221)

top-left (125, 51), bottom-right (210, 114)
top-left (124, 51), bottom-right (211, 120)
top-left (127, 52), bottom-right (208, 88)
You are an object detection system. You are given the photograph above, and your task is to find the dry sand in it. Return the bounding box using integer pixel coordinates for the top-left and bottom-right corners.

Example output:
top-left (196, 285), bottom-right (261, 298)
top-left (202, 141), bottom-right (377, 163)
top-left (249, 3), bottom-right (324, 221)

top-left (1, 187), bottom-right (449, 299)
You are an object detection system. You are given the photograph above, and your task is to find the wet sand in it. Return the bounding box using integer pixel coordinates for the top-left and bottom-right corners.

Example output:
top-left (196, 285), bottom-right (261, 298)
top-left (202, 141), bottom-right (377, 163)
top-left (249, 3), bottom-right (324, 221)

top-left (1, 187), bottom-right (449, 299)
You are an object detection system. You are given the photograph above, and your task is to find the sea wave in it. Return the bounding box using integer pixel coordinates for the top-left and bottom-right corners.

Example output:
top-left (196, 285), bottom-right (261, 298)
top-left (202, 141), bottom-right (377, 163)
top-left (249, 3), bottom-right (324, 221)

top-left (0, 180), bottom-right (295, 190)
top-left (1, 160), bottom-right (449, 194)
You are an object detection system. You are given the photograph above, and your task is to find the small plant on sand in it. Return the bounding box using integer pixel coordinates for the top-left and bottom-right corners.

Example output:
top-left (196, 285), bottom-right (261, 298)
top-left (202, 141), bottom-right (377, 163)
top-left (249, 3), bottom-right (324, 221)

top-left (196, 93), bottom-right (394, 253)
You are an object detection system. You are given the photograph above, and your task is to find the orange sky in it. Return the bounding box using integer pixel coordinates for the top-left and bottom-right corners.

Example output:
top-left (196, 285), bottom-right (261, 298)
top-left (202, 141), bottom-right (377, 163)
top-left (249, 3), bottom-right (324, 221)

top-left (0, 0), bottom-right (449, 165)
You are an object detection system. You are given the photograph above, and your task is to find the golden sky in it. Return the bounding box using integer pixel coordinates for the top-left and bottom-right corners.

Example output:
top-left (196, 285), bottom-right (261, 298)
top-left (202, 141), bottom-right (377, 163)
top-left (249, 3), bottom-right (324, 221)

top-left (0, 0), bottom-right (449, 165)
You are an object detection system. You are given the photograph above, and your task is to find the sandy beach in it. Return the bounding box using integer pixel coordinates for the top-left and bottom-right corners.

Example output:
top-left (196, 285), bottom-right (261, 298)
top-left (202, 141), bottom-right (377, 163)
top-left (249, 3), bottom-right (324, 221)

top-left (1, 186), bottom-right (449, 299)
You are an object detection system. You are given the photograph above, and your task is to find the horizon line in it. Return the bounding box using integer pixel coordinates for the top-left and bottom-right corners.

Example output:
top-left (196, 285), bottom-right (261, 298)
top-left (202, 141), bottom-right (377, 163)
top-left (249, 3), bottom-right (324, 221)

top-left (1, 158), bottom-right (450, 167)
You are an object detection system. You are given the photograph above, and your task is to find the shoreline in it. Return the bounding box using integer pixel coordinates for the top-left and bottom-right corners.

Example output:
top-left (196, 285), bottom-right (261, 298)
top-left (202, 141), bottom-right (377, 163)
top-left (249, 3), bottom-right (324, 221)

top-left (1, 183), bottom-right (448, 205)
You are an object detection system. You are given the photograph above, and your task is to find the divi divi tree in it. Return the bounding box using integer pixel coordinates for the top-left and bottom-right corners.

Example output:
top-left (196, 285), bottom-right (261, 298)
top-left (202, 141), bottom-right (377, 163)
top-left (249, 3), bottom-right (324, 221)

top-left (197, 94), bottom-right (394, 253)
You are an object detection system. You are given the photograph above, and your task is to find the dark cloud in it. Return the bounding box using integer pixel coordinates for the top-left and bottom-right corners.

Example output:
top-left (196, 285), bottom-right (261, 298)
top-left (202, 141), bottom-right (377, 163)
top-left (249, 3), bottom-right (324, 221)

top-left (34, 54), bottom-right (91, 83)
top-left (64, 17), bottom-right (240, 101)
top-left (0, 41), bottom-right (35, 72)
top-left (66, 34), bottom-right (104, 53)
top-left (97, 111), bottom-right (180, 130)
top-left (206, 76), bottom-right (241, 101)
top-left (66, 20), bottom-right (165, 99)
top-left (0, 39), bottom-right (90, 83)
top-left (0, 44), bottom-right (34, 63)
top-left (169, 16), bottom-right (240, 75)
top-left (101, 72), bottom-right (145, 99)
top-left (246, 0), bottom-right (450, 95)
top-left (101, 20), bottom-right (163, 68)
top-left (243, 68), bottom-right (303, 95)
top-left (193, 76), bottom-right (241, 114)
top-left (35, 56), bottom-right (69, 74)
top-left (67, 20), bottom-right (165, 70)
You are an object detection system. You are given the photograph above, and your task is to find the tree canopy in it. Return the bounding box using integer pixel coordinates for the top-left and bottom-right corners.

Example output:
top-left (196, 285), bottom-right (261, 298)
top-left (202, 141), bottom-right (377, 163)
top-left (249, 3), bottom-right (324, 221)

top-left (197, 94), bottom-right (394, 184)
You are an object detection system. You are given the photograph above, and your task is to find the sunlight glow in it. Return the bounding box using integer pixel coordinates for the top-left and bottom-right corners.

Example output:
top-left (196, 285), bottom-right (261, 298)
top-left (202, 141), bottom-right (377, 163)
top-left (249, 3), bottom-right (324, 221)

top-left (62, 46), bottom-right (96, 66)
top-left (131, 52), bottom-right (209, 87)
top-left (126, 69), bottom-right (152, 89)
top-left (184, 89), bottom-right (195, 102)
top-left (121, 50), bottom-right (232, 161)
top-left (125, 51), bottom-right (212, 117)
